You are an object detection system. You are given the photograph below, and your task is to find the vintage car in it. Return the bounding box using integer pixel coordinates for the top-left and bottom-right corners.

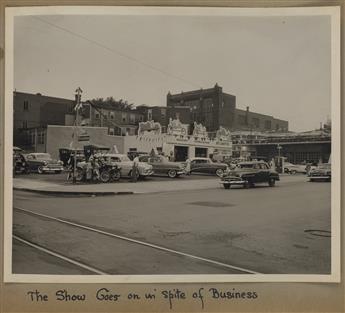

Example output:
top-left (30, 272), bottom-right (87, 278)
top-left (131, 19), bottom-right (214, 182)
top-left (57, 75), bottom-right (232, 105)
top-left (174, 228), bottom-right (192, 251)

top-left (138, 155), bottom-right (186, 178)
top-left (189, 157), bottom-right (228, 177)
top-left (283, 162), bottom-right (307, 174)
top-left (220, 161), bottom-right (280, 189)
top-left (25, 153), bottom-right (64, 174)
top-left (99, 153), bottom-right (153, 178)
top-left (308, 163), bottom-right (331, 182)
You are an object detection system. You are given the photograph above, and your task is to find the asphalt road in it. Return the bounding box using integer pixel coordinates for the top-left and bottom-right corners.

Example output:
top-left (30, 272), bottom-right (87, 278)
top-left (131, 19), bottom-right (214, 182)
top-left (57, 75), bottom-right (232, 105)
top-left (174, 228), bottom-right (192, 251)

top-left (12, 175), bottom-right (331, 275)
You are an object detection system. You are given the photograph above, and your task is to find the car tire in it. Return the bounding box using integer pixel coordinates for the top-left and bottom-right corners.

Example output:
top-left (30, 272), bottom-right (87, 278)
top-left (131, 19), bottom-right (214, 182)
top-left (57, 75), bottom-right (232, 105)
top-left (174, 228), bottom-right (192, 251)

top-left (216, 168), bottom-right (224, 177)
top-left (55, 170), bottom-right (62, 174)
top-left (112, 171), bottom-right (121, 181)
top-left (100, 171), bottom-right (111, 183)
top-left (168, 169), bottom-right (177, 178)
top-left (290, 170), bottom-right (297, 175)
top-left (223, 184), bottom-right (230, 189)
top-left (37, 166), bottom-right (44, 174)
top-left (268, 178), bottom-right (276, 187)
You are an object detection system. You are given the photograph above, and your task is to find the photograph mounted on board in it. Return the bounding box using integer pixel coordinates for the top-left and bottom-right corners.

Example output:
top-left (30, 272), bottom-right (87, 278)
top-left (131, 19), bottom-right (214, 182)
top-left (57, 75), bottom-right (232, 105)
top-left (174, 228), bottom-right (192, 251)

top-left (4, 6), bottom-right (341, 283)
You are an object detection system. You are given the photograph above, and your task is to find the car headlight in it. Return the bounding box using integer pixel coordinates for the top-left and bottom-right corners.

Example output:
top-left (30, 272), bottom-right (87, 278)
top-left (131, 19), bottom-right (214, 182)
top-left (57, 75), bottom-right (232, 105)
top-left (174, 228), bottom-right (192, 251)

top-left (43, 161), bottom-right (48, 166)
top-left (58, 160), bottom-right (63, 165)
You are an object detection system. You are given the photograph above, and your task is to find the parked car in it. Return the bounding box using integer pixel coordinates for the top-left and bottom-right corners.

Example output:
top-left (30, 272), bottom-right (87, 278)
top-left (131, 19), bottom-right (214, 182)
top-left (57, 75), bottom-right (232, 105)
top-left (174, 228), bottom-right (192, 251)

top-left (138, 155), bottom-right (186, 178)
top-left (25, 153), bottom-right (64, 174)
top-left (189, 157), bottom-right (228, 177)
top-left (283, 162), bottom-right (307, 174)
top-left (98, 153), bottom-right (153, 178)
top-left (127, 151), bottom-right (149, 161)
top-left (308, 163), bottom-right (331, 182)
top-left (220, 161), bottom-right (280, 189)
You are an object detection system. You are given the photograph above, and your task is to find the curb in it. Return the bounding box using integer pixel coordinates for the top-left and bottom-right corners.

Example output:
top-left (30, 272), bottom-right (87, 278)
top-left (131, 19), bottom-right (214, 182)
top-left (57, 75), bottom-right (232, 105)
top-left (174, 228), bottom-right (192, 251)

top-left (13, 187), bottom-right (134, 196)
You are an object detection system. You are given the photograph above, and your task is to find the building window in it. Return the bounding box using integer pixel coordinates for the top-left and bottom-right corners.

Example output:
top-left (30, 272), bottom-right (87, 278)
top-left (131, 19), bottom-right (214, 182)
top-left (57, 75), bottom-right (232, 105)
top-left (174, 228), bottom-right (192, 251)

top-left (147, 109), bottom-right (152, 121)
top-left (238, 115), bottom-right (246, 125)
top-left (265, 120), bottom-right (272, 130)
top-left (22, 121), bottom-right (28, 129)
top-left (38, 132), bottom-right (45, 144)
top-left (110, 112), bottom-right (115, 119)
top-left (95, 113), bottom-right (100, 119)
top-left (30, 132), bottom-right (35, 144)
top-left (139, 115), bottom-right (144, 121)
top-left (23, 100), bottom-right (29, 111)
top-left (129, 114), bottom-right (135, 124)
top-left (252, 118), bottom-right (260, 128)
top-left (122, 113), bottom-right (127, 122)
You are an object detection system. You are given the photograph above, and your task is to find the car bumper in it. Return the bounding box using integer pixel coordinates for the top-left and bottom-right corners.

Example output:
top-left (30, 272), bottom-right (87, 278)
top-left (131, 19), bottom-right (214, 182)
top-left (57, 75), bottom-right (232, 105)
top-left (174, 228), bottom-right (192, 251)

top-left (42, 166), bottom-right (64, 172)
top-left (309, 176), bottom-right (331, 181)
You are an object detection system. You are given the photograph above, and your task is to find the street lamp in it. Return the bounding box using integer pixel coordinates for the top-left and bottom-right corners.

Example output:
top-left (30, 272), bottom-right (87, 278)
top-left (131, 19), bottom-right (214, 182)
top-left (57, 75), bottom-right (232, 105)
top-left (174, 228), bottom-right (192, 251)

top-left (277, 144), bottom-right (282, 173)
top-left (73, 87), bottom-right (83, 184)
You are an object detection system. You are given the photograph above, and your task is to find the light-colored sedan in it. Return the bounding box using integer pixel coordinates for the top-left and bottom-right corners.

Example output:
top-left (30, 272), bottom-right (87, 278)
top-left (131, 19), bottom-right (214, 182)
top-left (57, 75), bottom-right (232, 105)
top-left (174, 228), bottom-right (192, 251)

top-left (283, 162), bottom-right (307, 174)
top-left (98, 153), bottom-right (153, 178)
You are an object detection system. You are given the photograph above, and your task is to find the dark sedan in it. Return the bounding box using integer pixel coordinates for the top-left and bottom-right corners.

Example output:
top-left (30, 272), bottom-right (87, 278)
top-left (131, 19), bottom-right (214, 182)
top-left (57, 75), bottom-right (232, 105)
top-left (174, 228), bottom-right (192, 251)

top-left (220, 161), bottom-right (279, 189)
top-left (25, 153), bottom-right (64, 174)
top-left (189, 157), bottom-right (228, 177)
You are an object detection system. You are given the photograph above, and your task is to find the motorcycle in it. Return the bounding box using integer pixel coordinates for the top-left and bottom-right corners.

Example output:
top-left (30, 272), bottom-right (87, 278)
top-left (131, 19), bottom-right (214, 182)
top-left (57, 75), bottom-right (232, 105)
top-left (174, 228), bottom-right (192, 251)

top-left (13, 154), bottom-right (30, 175)
top-left (67, 159), bottom-right (121, 183)
top-left (99, 162), bottom-right (121, 183)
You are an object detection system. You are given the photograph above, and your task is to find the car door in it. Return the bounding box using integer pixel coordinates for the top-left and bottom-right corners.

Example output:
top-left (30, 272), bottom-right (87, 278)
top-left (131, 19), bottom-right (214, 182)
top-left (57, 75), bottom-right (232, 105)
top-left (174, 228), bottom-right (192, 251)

top-left (257, 163), bottom-right (270, 182)
top-left (191, 159), bottom-right (207, 173)
top-left (26, 155), bottom-right (38, 171)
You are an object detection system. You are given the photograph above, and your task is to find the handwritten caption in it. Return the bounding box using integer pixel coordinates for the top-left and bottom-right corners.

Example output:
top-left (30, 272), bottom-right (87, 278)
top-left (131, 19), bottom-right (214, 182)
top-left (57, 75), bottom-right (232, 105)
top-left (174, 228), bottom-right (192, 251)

top-left (27, 287), bottom-right (258, 309)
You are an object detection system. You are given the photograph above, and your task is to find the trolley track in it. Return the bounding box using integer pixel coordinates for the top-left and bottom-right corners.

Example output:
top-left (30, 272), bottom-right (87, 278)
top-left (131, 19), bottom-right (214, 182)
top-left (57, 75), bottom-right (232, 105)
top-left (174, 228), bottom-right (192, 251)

top-left (13, 206), bottom-right (262, 275)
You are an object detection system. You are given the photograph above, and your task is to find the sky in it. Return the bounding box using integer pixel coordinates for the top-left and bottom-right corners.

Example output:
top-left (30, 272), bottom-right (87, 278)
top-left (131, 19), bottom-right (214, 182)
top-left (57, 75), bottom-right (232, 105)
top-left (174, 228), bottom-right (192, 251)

top-left (13, 13), bottom-right (332, 132)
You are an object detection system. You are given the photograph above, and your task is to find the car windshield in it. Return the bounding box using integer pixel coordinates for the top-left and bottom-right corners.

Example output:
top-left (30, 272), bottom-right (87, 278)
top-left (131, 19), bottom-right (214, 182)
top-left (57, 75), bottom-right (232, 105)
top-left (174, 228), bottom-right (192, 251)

top-left (35, 153), bottom-right (51, 159)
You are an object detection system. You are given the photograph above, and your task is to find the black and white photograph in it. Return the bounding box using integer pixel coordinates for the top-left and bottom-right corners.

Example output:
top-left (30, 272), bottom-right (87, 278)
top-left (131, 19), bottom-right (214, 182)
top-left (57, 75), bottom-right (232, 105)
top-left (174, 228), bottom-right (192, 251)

top-left (4, 6), bottom-right (341, 283)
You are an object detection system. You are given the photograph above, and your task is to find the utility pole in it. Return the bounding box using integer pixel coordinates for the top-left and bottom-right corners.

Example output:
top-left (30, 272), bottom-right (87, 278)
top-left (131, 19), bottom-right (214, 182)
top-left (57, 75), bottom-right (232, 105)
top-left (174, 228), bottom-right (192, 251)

top-left (73, 87), bottom-right (83, 184)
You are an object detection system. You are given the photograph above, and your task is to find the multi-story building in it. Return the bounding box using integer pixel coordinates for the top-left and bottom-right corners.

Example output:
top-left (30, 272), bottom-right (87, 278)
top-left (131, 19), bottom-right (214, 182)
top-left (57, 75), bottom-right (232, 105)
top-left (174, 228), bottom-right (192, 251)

top-left (13, 91), bottom-right (76, 150)
top-left (135, 105), bottom-right (167, 133)
top-left (166, 84), bottom-right (288, 134)
top-left (81, 101), bottom-right (144, 136)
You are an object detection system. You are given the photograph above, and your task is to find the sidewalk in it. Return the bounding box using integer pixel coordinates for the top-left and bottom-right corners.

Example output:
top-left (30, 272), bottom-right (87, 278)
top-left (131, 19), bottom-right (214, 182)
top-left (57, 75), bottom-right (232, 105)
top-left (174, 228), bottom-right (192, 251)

top-left (13, 177), bottom-right (220, 196)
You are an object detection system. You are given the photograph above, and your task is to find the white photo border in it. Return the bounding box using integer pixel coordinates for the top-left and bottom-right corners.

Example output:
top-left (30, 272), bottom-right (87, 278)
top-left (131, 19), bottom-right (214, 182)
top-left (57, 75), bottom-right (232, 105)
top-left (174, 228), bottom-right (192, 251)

top-left (3, 5), bottom-right (341, 283)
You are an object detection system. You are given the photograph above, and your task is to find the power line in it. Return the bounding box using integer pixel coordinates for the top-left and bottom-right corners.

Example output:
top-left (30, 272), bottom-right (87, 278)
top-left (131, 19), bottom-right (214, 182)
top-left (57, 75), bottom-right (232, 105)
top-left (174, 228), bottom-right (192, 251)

top-left (33, 16), bottom-right (202, 89)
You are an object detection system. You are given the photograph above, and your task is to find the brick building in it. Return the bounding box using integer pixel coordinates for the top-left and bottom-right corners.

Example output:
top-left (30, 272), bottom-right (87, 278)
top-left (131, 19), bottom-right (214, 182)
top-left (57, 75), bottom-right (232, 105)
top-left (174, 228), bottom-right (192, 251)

top-left (13, 91), bottom-right (76, 150)
top-left (136, 105), bottom-right (167, 132)
top-left (166, 84), bottom-right (288, 135)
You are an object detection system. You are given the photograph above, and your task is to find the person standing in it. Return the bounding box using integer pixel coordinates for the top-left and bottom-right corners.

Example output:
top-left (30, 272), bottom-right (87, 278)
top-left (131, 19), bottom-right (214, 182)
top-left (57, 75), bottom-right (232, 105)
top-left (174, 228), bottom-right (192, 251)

top-left (131, 156), bottom-right (139, 182)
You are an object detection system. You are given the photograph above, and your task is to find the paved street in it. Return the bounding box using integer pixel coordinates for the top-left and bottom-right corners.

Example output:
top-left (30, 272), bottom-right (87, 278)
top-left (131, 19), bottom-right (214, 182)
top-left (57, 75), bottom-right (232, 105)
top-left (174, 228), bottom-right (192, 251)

top-left (12, 175), bottom-right (331, 275)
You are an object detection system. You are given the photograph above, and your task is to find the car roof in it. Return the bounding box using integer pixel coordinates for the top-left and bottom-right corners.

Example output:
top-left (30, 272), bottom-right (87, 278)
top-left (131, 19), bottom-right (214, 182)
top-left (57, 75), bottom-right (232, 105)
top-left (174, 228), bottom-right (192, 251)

top-left (238, 161), bottom-right (267, 165)
top-left (191, 157), bottom-right (209, 160)
top-left (27, 152), bottom-right (50, 156)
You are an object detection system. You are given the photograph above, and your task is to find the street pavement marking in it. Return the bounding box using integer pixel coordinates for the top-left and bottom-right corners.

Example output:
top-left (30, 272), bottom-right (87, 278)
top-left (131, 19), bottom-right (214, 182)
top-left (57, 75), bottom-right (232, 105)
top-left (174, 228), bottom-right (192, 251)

top-left (14, 207), bottom-right (262, 274)
top-left (13, 235), bottom-right (109, 275)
